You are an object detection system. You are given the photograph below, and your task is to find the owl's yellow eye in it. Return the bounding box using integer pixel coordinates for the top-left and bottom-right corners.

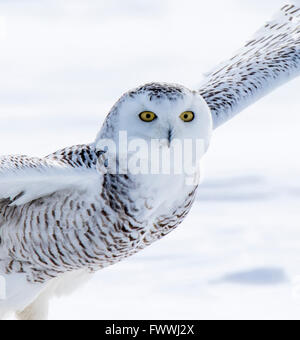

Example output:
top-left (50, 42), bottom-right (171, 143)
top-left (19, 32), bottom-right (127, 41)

top-left (139, 111), bottom-right (157, 122)
top-left (180, 111), bottom-right (195, 122)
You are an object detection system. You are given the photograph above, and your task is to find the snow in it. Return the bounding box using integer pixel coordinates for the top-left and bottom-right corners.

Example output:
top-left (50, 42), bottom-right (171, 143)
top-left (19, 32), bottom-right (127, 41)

top-left (1, 0), bottom-right (300, 320)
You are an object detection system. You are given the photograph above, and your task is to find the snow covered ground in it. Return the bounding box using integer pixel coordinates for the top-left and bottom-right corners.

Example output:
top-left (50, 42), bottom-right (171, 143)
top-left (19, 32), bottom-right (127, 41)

top-left (1, 0), bottom-right (300, 320)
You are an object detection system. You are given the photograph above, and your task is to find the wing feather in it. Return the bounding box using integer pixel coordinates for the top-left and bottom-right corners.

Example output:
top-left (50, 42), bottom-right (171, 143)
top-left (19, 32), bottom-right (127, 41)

top-left (199, 2), bottom-right (300, 128)
top-left (0, 145), bottom-right (101, 206)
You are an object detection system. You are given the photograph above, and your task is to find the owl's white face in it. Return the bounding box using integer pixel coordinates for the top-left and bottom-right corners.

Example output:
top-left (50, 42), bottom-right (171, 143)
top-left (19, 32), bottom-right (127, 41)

top-left (99, 83), bottom-right (212, 144)
top-left (96, 83), bottom-right (212, 177)
top-left (119, 85), bottom-right (211, 148)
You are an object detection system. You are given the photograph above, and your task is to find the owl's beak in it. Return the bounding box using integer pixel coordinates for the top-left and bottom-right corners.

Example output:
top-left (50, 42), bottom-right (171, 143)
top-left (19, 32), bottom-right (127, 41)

top-left (167, 128), bottom-right (173, 147)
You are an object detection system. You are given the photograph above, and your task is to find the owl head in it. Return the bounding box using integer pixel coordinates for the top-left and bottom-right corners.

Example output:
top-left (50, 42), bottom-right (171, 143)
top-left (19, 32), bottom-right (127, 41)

top-left (96, 82), bottom-right (212, 176)
top-left (98, 82), bottom-right (212, 145)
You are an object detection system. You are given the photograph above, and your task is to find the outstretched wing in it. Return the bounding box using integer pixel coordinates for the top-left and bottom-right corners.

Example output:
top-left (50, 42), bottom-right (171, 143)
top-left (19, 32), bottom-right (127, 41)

top-left (199, 2), bottom-right (300, 128)
top-left (0, 145), bottom-right (100, 206)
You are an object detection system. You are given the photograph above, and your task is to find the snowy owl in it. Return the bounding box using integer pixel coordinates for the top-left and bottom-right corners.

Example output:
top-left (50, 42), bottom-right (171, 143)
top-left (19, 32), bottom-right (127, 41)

top-left (0, 2), bottom-right (300, 320)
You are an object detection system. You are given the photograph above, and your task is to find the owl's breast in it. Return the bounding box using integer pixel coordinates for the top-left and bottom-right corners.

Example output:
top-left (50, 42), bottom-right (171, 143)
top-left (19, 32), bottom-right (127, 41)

top-left (1, 173), bottom-right (198, 283)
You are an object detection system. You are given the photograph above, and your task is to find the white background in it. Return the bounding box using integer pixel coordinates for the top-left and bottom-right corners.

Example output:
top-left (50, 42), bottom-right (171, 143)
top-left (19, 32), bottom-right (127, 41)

top-left (1, 0), bottom-right (300, 320)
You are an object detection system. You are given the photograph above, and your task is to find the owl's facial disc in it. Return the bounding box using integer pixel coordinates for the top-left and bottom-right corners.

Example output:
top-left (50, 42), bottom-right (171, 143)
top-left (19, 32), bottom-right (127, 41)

top-left (115, 83), bottom-right (213, 150)
top-left (96, 83), bottom-right (212, 177)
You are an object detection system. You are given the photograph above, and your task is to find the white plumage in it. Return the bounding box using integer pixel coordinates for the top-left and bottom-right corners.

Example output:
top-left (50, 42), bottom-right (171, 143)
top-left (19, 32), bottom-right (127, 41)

top-left (0, 2), bottom-right (299, 320)
top-left (199, 2), bottom-right (300, 127)
top-left (0, 156), bottom-right (99, 206)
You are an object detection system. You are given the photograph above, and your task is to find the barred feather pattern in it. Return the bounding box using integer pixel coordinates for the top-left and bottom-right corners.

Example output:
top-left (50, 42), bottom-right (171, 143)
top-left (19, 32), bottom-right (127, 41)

top-left (0, 145), bottom-right (197, 283)
top-left (199, 3), bottom-right (300, 128)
